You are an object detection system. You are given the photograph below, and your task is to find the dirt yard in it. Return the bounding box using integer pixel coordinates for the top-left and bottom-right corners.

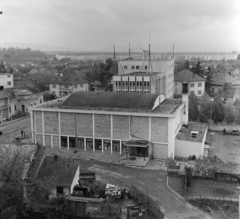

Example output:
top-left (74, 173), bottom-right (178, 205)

top-left (208, 131), bottom-right (240, 169)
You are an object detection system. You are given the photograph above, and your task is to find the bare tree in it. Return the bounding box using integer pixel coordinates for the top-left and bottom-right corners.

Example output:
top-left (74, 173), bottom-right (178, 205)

top-left (0, 144), bottom-right (35, 185)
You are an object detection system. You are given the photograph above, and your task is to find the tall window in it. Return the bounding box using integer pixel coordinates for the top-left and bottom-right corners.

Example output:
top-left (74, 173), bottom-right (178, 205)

top-left (198, 90), bottom-right (202, 95)
top-left (136, 66), bottom-right (140, 69)
top-left (7, 81), bottom-right (11, 85)
top-left (190, 83), bottom-right (194, 87)
top-left (74, 84), bottom-right (78, 88)
top-left (145, 66), bottom-right (147, 70)
top-left (131, 66), bottom-right (135, 69)
top-left (198, 83), bottom-right (202, 87)
top-left (124, 66), bottom-right (127, 69)
top-left (52, 84), bottom-right (56, 88)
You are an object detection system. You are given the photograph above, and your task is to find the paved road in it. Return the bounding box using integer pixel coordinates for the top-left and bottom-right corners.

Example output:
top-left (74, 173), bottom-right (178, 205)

top-left (0, 117), bottom-right (31, 143)
top-left (59, 155), bottom-right (212, 219)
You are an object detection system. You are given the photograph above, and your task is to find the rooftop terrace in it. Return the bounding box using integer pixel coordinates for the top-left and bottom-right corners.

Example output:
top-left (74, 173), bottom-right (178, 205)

top-left (176, 122), bottom-right (208, 143)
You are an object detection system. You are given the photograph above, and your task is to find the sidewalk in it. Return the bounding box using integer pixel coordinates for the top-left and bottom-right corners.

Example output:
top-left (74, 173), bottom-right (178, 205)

top-left (45, 147), bottom-right (167, 170)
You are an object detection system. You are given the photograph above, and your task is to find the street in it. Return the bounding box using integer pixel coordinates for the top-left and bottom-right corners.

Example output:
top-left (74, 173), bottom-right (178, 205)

top-left (0, 116), bottom-right (31, 143)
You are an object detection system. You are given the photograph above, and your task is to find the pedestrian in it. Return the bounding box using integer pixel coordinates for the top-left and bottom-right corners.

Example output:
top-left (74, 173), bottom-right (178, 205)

top-left (223, 128), bottom-right (226, 135)
top-left (21, 130), bottom-right (24, 139)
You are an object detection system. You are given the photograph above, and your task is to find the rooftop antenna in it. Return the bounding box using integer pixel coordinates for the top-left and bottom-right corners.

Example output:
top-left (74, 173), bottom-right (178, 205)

top-left (122, 33), bottom-right (136, 59)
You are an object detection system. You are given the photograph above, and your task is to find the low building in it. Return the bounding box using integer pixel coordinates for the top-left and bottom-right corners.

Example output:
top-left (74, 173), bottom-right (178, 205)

top-left (50, 74), bottom-right (89, 97)
top-left (4, 86), bottom-right (44, 117)
top-left (175, 122), bottom-right (208, 158)
top-left (26, 146), bottom-right (80, 197)
top-left (210, 72), bottom-right (240, 94)
top-left (112, 58), bottom-right (174, 98)
top-left (174, 69), bottom-right (206, 97)
top-left (0, 90), bottom-right (9, 123)
top-left (29, 91), bottom-right (189, 159)
top-left (0, 61), bottom-right (14, 89)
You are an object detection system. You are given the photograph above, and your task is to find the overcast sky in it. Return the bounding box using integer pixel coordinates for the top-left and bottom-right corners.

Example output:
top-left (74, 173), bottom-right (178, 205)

top-left (0, 0), bottom-right (240, 52)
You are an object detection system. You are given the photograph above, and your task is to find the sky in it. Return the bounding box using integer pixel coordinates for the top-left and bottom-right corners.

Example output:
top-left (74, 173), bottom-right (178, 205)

top-left (0, 0), bottom-right (240, 52)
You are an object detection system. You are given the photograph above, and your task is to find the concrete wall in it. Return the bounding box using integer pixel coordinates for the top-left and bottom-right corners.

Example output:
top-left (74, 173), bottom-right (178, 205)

top-left (130, 116), bottom-right (149, 140)
top-left (0, 74), bottom-right (13, 89)
top-left (175, 139), bottom-right (203, 158)
top-left (152, 143), bottom-right (168, 159)
top-left (44, 112), bottom-right (59, 134)
top-left (112, 115), bottom-right (129, 140)
top-left (95, 114), bottom-right (111, 138)
top-left (76, 114), bottom-right (93, 136)
top-left (70, 166), bottom-right (80, 195)
top-left (35, 111), bottom-right (43, 133)
top-left (151, 117), bottom-right (168, 142)
top-left (60, 112), bottom-right (76, 135)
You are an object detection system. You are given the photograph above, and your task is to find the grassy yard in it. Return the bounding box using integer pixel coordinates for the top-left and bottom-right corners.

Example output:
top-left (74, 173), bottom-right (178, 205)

top-left (208, 131), bottom-right (240, 171)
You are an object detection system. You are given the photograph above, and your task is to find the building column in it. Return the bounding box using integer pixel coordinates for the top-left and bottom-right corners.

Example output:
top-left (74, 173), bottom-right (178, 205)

top-left (51, 135), bottom-right (53, 148)
top-left (93, 138), bottom-right (95, 152)
top-left (102, 139), bottom-right (104, 153)
top-left (58, 112), bottom-right (61, 149)
top-left (42, 111), bottom-right (45, 146)
top-left (120, 140), bottom-right (122, 155)
top-left (110, 140), bottom-right (113, 154)
top-left (67, 136), bottom-right (69, 150)
top-left (84, 138), bottom-right (86, 151)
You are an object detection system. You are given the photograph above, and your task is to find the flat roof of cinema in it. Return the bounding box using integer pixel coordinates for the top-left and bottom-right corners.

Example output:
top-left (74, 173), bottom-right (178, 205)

top-left (37, 91), bottom-right (182, 114)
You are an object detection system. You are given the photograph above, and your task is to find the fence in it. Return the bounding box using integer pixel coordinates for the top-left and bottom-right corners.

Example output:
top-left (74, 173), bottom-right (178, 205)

top-left (129, 185), bottom-right (165, 219)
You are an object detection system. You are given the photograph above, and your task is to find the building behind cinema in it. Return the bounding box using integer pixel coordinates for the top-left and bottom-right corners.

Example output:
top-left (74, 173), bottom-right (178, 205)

top-left (29, 91), bottom-right (188, 159)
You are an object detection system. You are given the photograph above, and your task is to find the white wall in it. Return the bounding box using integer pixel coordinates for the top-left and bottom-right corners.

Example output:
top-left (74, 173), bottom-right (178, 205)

top-left (0, 74), bottom-right (13, 89)
top-left (174, 81), bottom-right (205, 97)
top-left (50, 83), bottom-right (89, 97)
top-left (175, 139), bottom-right (203, 158)
top-left (70, 165), bottom-right (80, 195)
top-left (189, 81), bottom-right (205, 96)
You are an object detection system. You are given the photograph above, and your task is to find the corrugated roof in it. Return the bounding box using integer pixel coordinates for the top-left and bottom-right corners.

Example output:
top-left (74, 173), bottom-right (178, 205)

top-left (61, 91), bottom-right (159, 111)
top-left (4, 86), bottom-right (42, 100)
top-left (36, 157), bottom-right (79, 187)
top-left (0, 90), bottom-right (8, 99)
top-left (175, 69), bottom-right (205, 82)
top-left (211, 72), bottom-right (240, 86)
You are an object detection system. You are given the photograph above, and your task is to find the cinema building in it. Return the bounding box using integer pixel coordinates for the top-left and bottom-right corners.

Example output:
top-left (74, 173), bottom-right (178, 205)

top-left (29, 91), bottom-right (189, 159)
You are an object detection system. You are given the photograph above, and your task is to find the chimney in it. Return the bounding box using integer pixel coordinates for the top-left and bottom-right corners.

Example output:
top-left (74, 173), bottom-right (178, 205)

top-left (182, 82), bottom-right (189, 124)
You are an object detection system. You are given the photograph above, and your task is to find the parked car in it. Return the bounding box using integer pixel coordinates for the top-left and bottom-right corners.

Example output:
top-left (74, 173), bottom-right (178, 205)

top-left (225, 129), bottom-right (240, 136)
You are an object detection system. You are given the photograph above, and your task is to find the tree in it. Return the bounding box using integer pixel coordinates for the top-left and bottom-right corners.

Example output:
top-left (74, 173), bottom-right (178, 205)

top-left (205, 66), bottom-right (213, 96)
top-left (224, 104), bottom-right (235, 124)
top-left (0, 182), bottom-right (26, 219)
top-left (184, 59), bottom-right (190, 69)
top-left (212, 98), bottom-right (224, 123)
top-left (0, 144), bottom-right (34, 185)
top-left (198, 93), bottom-right (212, 122)
top-left (189, 92), bottom-right (199, 121)
top-left (97, 201), bottom-right (121, 219)
top-left (192, 61), bottom-right (204, 77)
